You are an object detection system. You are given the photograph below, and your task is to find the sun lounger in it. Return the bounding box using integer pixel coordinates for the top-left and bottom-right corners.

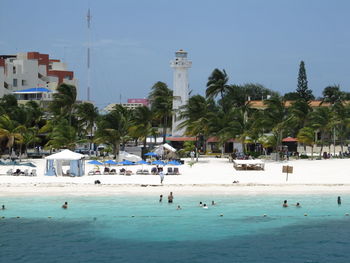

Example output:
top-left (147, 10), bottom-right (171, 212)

top-left (109, 169), bottom-right (117, 175)
top-left (174, 167), bottom-right (180, 175)
top-left (136, 169), bottom-right (150, 175)
top-left (167, 167), bottom-right (173, 175)
top-left (6, 169), bottom-right (13, 175)
top-left (24, 169), bottom-right (29, 176)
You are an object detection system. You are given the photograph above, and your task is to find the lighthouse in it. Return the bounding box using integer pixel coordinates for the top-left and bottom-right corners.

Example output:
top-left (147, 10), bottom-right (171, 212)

top-left (170, 49), bottom-right (192, 136)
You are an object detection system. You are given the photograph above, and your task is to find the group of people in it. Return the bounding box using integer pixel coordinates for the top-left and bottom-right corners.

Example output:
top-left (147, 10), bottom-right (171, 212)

top-left (282, 200), bottom-right (301, 207)
top-left (159, 192), bottom-right (173, 203)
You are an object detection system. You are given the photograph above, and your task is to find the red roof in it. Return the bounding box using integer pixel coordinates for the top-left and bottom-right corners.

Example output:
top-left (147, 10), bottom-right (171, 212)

top-left (206, 137), bottom-right (236, 143)
top-left (282, 137), bottom-right (298, 142)
top-left (166, 137), bottom-right (196, 142)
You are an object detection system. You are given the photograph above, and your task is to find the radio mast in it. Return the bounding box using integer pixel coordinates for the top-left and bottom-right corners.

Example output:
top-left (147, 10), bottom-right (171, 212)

top-left (86, 8), bottom-right (92, 101)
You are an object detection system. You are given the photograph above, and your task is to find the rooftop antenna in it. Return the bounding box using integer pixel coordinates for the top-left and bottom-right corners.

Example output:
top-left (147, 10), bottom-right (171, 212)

top-left (86, 8), bottom-right (92, 101)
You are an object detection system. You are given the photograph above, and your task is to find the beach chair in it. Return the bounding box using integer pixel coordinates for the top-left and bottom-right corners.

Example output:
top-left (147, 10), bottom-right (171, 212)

top-left (24, 169), bottom-right (29, 176)
top-left (174, 167), bottom-right (180, 175)
top-left (142, 169), bottom-right (150, 175)
top-left (31, 169), bottom-right (37, 176)
top-left (125, 170), bottom-right (133, 176)
top-left (167, 167), bottom-right (173, 175)
top-left (136, 169), bottom-right (143, 175)
top-left (109, 169), bottom-right (116, 175)
top-left (6, 169), bottom-right (13, 175)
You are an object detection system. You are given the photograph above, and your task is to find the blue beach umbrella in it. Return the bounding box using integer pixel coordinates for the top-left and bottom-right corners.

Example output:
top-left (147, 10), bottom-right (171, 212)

top-left (104, 160), bottom-right (118, 165)
top-left (151, 160), bottom-right (165, 166)
top-left (119, 160), bottom-right (135, 165)
top-left (137, 160), bottom-right (149, 165)
top-left (88, 160), bottom-right (103, 165)
top-left (145, 152), bottom-right (158, 157)
top-left (167, 160), bottom-right (181, 166)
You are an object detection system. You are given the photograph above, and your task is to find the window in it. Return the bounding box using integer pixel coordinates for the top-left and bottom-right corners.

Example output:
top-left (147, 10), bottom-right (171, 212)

top-left (13, 79), bottom-right (17, 87)
top-left (13, 66), bottom-right (16, 74)
top-left (22, 80), bottom-right (27, 86)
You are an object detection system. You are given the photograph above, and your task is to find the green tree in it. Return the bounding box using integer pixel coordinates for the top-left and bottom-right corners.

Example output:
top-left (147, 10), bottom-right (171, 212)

top-left (0, 115), bottom-right (24, 155)
top-left (49, 83), bottom-right (77, 124)
top-left (322, 85), bottom-right (344, 105)
top-left (130, 106), bottom-right (153, 147)
top-left (94, 105), bottom-right (131, 158)
top-left (297, 127), bottom-right (316, 158)
top-left (45, 119), bottom-right (78, 150)
top-left (76, 102), bottom-right (99, 152)
top-left (206, 69), bottom-right (230, 112)
top-left (296, 61), bottom-right (314, 102)
top-left (148, 82), bottom-right (173, 143)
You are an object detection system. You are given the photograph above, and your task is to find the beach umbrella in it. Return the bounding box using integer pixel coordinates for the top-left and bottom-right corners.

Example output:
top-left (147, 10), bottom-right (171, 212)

top-left (167, 160), bottom-right (181, 166)
top-left (119, 160), bottom-right (135, 165)
top-left (145, 152), bottom-right (158, 157)
top-left (151, 160), bottom-right (165, 166)
top-left (137, 160), bottom-right (149, 165)
top-left (88, 160), bottom-right (103, 165)
top-left (19, 162), bottom-right (37, 168)
top-left (104, 160), bottom-right (118, 165)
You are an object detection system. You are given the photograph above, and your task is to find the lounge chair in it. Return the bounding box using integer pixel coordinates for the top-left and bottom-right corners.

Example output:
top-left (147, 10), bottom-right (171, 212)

top-left (125, 170), bottom-right (133, 176)
top-left (174, 167), bottom-right (180, 175)
top-left (30, 169), bottom-right (37, 176)
top-left (109, 169), bottom-right (117, 175)
top-left (6, 169), bottom-right (13, 175)
top-left (167, 167), bottom-right (173, 175)
top-left (24, 169), bottom-right (29, 176)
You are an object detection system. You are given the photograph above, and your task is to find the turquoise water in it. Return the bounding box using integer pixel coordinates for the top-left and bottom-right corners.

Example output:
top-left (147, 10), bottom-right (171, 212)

top-left (1, 195), bottom-right (350, 262)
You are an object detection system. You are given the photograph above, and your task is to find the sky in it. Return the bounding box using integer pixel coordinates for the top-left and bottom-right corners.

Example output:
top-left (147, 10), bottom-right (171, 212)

top-left (1, 0), bottom-right (350, 108)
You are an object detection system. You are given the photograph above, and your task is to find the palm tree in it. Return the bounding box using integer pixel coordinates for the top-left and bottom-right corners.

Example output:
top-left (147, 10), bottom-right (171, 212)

top-left (0, 115), bottom-right (25, 156)
top-left (75, 102), bottom-right (99, 152)
top-left (49, 83), bottom-right (77, 124)
top-left (206, 69), bottom-right (230, 112)
top-left (297, 127), bottom-right (316, 159)
top-left (309, 107), bottom-right (332, 157)
top-left (45, 119), bottom-right (79, 150)
top-left (148, 82), bottom-right (173, 143)
top-left (262, 96), bottom-right (290, 151)
top-left (94, 105), bottom-right (131, 158)
top-left (130, 106), bottom-right (153, 148)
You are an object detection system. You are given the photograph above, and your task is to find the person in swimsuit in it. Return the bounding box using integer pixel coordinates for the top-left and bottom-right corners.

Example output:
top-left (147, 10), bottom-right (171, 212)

top-left (168, 192), bottom-right (174, 203)
top-left (62, 202), bottom-right (68, 209)
top-left (283, 200), bottom-right (288, 207)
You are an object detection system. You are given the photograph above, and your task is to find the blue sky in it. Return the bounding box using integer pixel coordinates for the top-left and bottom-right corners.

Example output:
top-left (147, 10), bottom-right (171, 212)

top-left (1, 0), bottom-right (350, 108)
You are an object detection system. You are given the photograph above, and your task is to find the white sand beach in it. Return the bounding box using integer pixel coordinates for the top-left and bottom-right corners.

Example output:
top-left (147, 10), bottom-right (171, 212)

top-left (1, 157), bottom-right (350, 196)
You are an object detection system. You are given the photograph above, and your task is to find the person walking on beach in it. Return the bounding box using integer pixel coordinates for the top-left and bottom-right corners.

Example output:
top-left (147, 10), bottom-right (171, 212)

top-left (283, 200), bottom-right (288, 207)
top-left (159, 195), bottom-right (163, 202)
top-left (159, 171), bottom-right (164, 184)
top-left (62, 202), bottom-right (68, 209)
top-left (168, 192), bottom-right (174, 203)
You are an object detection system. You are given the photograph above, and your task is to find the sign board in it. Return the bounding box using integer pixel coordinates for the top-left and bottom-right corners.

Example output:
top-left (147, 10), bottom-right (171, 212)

top-left (282, 166), bottom-right (293, 174)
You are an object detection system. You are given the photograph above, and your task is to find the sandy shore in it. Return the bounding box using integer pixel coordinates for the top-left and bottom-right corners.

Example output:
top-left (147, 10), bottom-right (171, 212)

top-left (1, 157), bottom-right (350, 196)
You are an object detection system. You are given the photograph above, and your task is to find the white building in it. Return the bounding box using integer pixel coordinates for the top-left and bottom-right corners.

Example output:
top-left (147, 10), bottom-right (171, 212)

top-left (0, 52), bottom-right (78, 106)
top-left (170, 49), bottom-right (192, 136)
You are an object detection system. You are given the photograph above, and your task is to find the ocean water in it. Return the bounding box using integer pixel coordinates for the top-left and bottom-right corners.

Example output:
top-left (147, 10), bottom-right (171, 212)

top-left (1, 194), bottom-right (350, 263)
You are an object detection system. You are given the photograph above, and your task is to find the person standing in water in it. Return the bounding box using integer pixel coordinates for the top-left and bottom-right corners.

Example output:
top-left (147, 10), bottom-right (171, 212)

top-left (283, 200), bottom-right (288, 207)
top-left (338, 196), bottom-right (342, 205)
top-left (168, 192), bottom-right (174, 203)
top-left (62, 202), bottom-right (68, 209)
top-left (159, 195), bottom-right (163, 202)
top-left (1, 205), bottom-right (5, 210)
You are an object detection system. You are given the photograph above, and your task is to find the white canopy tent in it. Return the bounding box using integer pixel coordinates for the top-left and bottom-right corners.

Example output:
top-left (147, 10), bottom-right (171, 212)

top-left (45, 149), bottom-right (85, 176)
top-left (119, 151), bottom-right (142, 162)
top-left (154, 143), bottom-right (177, 159)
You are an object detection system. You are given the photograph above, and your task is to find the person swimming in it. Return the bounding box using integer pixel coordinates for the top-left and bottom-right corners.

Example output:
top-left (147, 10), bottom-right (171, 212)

top-left (168, 192), bottom-right (173, 203)
top-left (211, 201), bottom-right (216, 205)
top-left (199, 201), bottom-right (203, 207)
top-left (176, 205), bottom-right (182, 210)
top-left (203, 204), bottom-right (208, 209)
top-left (1, 205), bottom-right (5, 210)
top-left (296, 202), bottom-right (301, 207)
top-left (159, 195), bottom-right (163, 202)
top-left (283, 200), bottom-right (288, 207)
top-left (62, 202), bottom-right (68, 209)
top-left (338, 196), bottom-right (342, 205)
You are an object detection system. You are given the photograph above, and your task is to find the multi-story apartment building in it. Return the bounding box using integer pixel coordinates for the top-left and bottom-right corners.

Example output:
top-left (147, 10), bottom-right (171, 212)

top-left (0, 52), bottom-right (78, 106)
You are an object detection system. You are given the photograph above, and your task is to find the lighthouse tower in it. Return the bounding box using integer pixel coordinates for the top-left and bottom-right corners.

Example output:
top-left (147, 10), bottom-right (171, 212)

top-left (170, 49), bottom-right (192, 136)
